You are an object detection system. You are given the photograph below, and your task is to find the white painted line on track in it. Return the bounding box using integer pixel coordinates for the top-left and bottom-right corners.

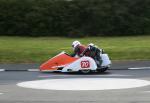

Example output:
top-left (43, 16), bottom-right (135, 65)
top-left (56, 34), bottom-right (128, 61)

top-left (17, 78), bottom-right (150, 91)
top-left (28, 69), bottom-right (39, 72)
top-left (0, 69), bottom-right (5, 72)
top-left (128, 67), bottom-right (150, 70)
top-left (0, 93), bottom-right (3, 95)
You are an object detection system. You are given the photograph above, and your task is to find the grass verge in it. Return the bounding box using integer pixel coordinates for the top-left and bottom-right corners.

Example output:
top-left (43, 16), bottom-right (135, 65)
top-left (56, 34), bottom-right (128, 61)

top-left (0, 36), bottom-right (150, 63)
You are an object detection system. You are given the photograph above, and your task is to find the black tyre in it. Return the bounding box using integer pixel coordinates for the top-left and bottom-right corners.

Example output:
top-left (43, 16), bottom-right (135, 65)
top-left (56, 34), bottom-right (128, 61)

top-left (80, 69), bottom-right (91, 74)
top-left (97, 67), bottom-right (108, 73)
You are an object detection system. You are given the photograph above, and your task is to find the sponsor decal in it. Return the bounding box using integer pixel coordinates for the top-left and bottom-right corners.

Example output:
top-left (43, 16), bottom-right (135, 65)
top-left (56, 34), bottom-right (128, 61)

top-left (81, 61), bottom-right (90, 68)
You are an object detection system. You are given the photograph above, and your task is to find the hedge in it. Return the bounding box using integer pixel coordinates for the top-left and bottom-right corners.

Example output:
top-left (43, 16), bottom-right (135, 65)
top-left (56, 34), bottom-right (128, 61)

top-left (0, 0), bottom-right (150, 37)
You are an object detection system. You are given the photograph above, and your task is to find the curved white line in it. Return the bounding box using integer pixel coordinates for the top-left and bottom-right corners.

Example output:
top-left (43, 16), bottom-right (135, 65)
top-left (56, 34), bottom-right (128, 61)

top-left (17, 78), bottom-right (150, 91)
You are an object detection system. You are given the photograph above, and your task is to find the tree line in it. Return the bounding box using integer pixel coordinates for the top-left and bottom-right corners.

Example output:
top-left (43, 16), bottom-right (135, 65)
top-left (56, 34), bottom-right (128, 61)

top-left (0, 0), bottom-right (149, 37)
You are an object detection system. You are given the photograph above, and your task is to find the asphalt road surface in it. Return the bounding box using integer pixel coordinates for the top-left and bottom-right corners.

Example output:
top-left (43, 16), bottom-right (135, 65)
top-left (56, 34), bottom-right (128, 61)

top-left (0, 62), bottom-right (150, 103)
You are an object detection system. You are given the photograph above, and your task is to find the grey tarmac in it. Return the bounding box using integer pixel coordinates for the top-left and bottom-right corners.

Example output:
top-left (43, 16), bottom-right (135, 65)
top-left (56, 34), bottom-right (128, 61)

top-left (0, 61), bottom-right (150, 103)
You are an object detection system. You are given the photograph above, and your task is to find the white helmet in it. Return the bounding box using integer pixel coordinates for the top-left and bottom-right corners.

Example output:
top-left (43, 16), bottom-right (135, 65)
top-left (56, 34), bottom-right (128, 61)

top-left (88, 43), bottom-right (94, 49)
top-left (88, 43), bottom-right (94, 46)
top-left (72, 40), bottom-right (81, 48)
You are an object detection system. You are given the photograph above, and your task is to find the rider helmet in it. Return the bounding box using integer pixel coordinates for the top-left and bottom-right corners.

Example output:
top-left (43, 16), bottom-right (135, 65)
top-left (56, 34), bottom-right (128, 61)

top-left (72, 40), bottom-right (81, 49)
top-left (88, 43), bottom-right (94, 46)
top-left (88, 43), bottom-right (94, 49)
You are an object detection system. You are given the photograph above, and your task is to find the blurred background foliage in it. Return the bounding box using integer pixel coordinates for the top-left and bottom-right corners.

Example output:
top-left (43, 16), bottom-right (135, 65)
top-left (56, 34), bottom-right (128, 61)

top-left (0, 0), bottom-right (149, 37)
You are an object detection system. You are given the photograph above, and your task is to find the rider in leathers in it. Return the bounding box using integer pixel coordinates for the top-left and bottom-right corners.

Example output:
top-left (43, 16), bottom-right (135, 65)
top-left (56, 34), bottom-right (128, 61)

top-left (71, 40), bottom-right (86, 57)
top-left (81, 43), bottom-right (104, 68)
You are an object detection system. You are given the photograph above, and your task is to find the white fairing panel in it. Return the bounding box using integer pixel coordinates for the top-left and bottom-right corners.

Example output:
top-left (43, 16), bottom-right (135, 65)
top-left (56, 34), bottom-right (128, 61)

top-left (101, 54), bottom-right (111, 66)
top-left (62, 57), bottom-right (97, 72)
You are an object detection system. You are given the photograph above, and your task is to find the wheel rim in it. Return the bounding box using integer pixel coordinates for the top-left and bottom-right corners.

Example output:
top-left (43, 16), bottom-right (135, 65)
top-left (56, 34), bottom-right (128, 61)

top-left (81, 69), bottom-right (90, 74)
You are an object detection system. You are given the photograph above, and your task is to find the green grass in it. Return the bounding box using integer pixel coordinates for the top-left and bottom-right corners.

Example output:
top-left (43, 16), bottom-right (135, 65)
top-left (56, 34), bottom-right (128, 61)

top-left (0, 36), bottom-right (150, 63)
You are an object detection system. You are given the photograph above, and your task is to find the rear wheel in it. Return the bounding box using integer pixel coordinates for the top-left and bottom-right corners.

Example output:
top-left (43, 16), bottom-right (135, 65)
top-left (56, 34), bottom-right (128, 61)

top-left (97, 67), bottom-right (108, 73)
top-left (80, 69), bottom-right (91, 74)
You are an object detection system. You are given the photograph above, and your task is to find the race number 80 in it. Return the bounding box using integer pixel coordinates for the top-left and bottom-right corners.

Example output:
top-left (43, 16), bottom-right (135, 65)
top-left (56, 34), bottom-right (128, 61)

top-left (81, 61), bottom-right (90, 68)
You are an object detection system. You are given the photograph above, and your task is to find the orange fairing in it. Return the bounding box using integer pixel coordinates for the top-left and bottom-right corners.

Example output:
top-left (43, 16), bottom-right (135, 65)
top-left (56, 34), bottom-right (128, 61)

top-left (40, 53), bottom-right (78, 71)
